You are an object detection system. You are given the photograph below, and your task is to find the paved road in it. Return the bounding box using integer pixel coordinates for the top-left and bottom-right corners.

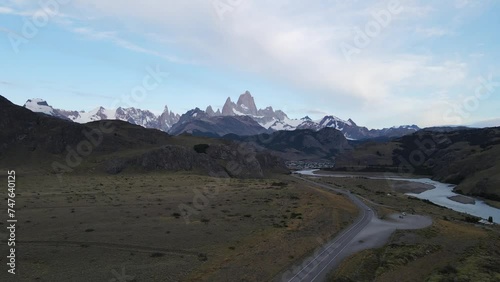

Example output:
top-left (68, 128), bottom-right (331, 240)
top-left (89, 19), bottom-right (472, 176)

top-left (279, 175), bottom-right (375, 282)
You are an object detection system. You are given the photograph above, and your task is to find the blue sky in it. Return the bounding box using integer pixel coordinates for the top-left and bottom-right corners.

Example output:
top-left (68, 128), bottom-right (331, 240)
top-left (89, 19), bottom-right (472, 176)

top-left (1, 0), bottom-right (499, 128)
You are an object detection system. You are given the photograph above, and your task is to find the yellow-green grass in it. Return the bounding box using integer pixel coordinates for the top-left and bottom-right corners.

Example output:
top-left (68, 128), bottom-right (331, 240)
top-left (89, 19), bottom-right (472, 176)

top-left (9, 171), bottom-right (357, 281)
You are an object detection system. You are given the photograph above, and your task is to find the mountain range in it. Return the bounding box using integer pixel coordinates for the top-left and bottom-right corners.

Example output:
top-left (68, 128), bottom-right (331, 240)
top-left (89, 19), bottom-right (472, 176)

top-left (23, 98), bottom-right (181, 132)
top-left (1, 95), bottom-right (287, 178)
top-left (23, 91), bottom-right (420, 139)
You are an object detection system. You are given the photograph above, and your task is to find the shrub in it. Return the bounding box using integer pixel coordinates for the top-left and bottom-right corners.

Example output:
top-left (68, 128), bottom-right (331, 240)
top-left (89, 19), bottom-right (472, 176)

top-left (198, 253), bottom-right (208, 261)
top-left (150, 252), bottom-right (165, 258)
top-left (438, 264), bottom-right (457, 274)
top-left (193, 144), bottom-right (210, 154)
top-left (463, 215), bottom-right (480, 223)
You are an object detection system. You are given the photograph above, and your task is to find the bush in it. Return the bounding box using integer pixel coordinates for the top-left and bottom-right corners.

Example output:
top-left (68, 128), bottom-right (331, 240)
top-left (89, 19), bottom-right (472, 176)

top-left (198, 253), bottom-right (208, 261)
top-left (463, 215), bottom-right (480, 223)
top-left (438, 264), bottom-right (457, 274)
top-left (150, 252), bottom-right (165, 258)
top-left (193, 144), bottom-right (210, 154)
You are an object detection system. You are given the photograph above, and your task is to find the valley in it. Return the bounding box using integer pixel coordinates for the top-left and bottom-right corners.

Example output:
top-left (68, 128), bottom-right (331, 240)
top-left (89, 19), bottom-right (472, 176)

top-left (3, 171), bottom-right (358, 281)
top-left (2, 94), bottom-right (500, 281)
top-left (334, 128), bottom-right (500, 205)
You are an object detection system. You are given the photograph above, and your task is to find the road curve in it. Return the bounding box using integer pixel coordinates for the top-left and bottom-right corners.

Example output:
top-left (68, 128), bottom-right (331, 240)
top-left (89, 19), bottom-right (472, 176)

top-left (279, 175), bottom-right (374, 282)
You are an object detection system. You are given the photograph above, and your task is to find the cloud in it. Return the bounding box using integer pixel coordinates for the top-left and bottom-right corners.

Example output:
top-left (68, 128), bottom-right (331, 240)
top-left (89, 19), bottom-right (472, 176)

top-left (415, 26), bottom-right (453, 37)
top-left (4, 0), bottom-right (497, 127)
top-left (7, 1), bottom-right (471, 102)
top-left (0, 80), bottom-right (15, 86)
top-left (68, 26), bottom-right (197, 64)
top-left (0, 6), bottom-right (15, 14)
top-left (469, 52), bottom-right (484, 58)
top-left (470, 118), bottom-right (500, 128)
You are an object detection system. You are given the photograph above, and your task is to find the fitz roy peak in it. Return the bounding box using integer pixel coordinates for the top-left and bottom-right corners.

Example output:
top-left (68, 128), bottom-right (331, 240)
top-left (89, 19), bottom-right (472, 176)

top-left (215, 91), bottom-right (287, 126)
top-left (203, 91), bottom-right (419, 139)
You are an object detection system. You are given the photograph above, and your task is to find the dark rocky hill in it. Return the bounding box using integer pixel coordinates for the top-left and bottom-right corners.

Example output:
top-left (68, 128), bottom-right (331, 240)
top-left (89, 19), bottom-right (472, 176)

top-left (0, 95), bottom-right (287, 178)
top-left (335, 127), bottom-right (500, 201)
top-left (225, 127), bottom-right (351, 161)
top-left (169, 108), bottom-right (269, 137)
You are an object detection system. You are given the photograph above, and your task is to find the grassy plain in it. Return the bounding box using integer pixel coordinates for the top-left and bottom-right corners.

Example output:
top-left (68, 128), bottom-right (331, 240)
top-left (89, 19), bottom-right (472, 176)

top-left (2, 171), bottom-right (357, 281)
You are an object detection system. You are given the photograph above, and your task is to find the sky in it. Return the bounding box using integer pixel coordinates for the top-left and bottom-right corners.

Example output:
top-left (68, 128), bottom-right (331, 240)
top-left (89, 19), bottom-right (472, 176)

top-left (1, 0), bottom-right (499, 129)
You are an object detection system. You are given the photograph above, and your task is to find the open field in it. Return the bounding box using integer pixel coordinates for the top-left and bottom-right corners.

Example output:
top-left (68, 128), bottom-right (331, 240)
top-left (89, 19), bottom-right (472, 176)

top-left (0, 171), bottom-right (358, 281)
top-left (330, 218), bottom-right (500, 282)
top-left (301, 175), bottom-right (500, 281)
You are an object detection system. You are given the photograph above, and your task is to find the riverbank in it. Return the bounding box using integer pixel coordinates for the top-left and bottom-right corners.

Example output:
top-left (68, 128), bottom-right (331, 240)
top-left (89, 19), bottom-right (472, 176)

top-left (297, 169), bottom-right (500, 224)
top-left (448, 195), bottom-right (475, 205)
top-left (389, 180), bottom-right (435, 194)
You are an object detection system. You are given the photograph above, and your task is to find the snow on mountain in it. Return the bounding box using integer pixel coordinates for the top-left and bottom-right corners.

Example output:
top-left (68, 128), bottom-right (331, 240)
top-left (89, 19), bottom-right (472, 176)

top-left (395, 124), bottom-right (420, 130)
top-left (24, 98), bottom-right (54, 115)
top-left (68, 106), bottom-right (116, 123)
top-left (319, 115), bottom-right (351, 130)
top-left (23, 98), bottom-right (180, 132)
top-left (23, 98), bottom-right (72, 121)
top-left (203, 92), bottom-right (421, 139)
top-left (267, 117), bottom-right (307, 131)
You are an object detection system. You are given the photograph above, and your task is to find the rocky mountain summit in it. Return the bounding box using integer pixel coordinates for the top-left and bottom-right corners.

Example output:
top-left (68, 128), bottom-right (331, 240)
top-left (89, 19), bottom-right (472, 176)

top-left (201, 91), bottom-right (419, 139)
top-left (23, 98), bottom-right (180, 131)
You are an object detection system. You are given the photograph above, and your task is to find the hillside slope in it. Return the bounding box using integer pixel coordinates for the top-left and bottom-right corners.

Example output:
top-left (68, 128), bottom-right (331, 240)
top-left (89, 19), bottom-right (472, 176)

top-left (335, 128), bottom-right (500, 201)
top-left (225, 127), bottom-right (351, 161)
top-left (0, 95), bottom-right (287, 178)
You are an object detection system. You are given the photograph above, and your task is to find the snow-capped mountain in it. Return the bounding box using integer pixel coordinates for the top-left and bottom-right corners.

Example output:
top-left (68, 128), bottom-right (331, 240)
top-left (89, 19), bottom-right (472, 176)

top-left (204, 92), bottom-right (420, 139)
top-left (23, 92), bottom-right (420, 139)
top-left (24, 98), bottom-right (72, 121)
top-left (23, 99), bottom-right (180, 131)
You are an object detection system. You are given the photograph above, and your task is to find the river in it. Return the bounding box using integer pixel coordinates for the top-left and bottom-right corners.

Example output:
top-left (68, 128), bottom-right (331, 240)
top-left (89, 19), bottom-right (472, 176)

top-left (297, 169), bottom-right (500, 224)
